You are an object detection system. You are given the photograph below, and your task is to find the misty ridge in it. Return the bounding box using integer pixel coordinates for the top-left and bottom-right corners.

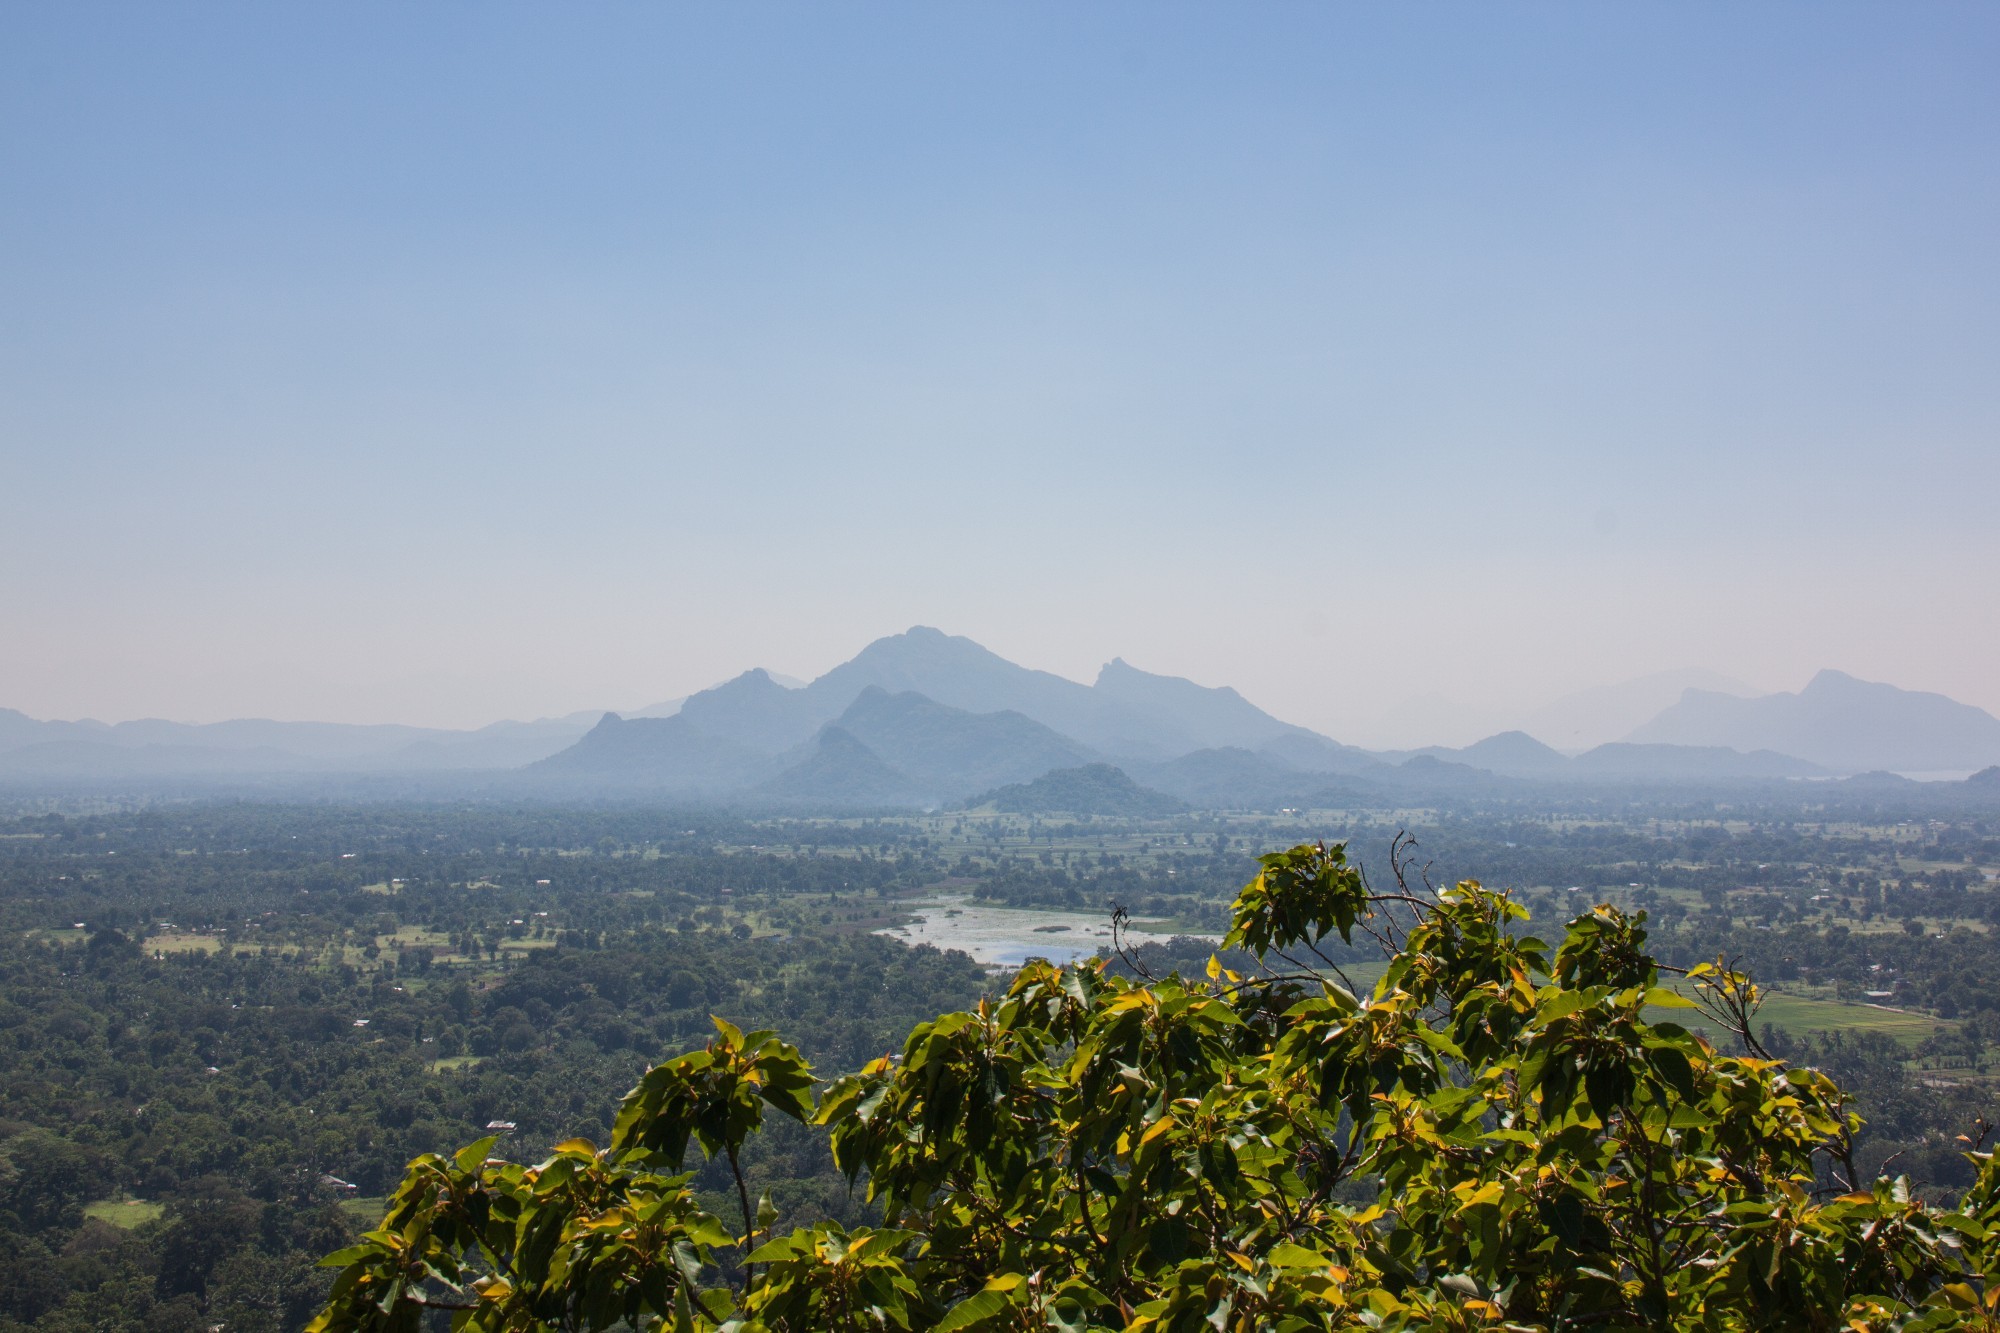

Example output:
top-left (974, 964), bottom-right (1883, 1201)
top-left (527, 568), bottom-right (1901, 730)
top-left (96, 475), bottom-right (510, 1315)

top-left (3, 626), bottom-right (1996, 810)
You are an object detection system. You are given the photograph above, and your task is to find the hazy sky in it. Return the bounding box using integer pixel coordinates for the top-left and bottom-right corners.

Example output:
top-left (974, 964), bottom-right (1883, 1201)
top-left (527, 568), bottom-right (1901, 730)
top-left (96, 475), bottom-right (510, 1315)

top-left (2, 4), bottom-right (1996, 747)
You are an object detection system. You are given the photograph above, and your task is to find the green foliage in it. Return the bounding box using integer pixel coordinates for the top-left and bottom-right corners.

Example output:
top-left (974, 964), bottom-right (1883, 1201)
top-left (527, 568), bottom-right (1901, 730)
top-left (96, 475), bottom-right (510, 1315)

top-left (612, 1019), bottom-right (815, 1169)
top-left (1224, 840), bottom-right (1369, 958)
top-left (310, 843), bottom-right (2000, 1331)
top-left (309, 1137), bottom-right (731, 1332)
top-left (741, 1224), bottom-right (923, 1330)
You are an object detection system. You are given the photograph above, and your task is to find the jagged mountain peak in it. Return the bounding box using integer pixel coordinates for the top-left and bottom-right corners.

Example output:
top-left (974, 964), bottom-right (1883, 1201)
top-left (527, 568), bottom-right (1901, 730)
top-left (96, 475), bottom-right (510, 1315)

top-left (645, 629), bottom-right (1351, 770)
top-left (676, 669), bottom-right (822, 753)
top-left (1094, 655), bottom-right (1246, 701)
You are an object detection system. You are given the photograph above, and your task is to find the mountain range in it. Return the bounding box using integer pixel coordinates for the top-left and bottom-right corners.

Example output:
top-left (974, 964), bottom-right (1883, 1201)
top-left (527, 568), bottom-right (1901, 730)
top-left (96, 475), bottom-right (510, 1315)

top-left (513, 629), bottom-right (1998, 806)
top-left (3, 629), bottom-right (1998, 806)
top-left (525, 631), bottom-right (1310, 806)
top-left (0, 709), bottom-right (604, 776)
top-left (1628, 670), bottom-right (2000, 774)
top-left (1515, 669), bottom-right (1763, 752)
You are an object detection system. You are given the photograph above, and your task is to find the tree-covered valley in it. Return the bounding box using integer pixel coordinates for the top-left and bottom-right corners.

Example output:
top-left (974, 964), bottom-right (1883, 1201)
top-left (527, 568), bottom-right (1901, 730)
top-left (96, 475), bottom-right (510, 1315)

top-left (0, 794), bottom-right (1996, 1329)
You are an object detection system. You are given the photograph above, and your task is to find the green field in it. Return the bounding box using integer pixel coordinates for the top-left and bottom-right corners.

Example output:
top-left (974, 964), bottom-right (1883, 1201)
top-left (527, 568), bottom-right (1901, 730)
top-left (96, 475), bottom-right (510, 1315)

top-left (83, 1199), bottom-right (164, 1230)
top-left (1722, 990), bottom-right (1941, 1046)
top-left (338, 1196), bottom-right (386, 1226)
top-left (142, 932), bottom-right (222, 954)
top-left (1647, 985), bottom-right (1942, 1047)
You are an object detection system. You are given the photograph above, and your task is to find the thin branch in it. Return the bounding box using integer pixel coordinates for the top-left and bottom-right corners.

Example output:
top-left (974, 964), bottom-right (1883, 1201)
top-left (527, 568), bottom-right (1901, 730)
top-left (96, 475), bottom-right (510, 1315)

top-left (1303, 938), bottom-right (1367, 1000)
top-left (1106, 901), bottom-right (1158, 982)
top-left (1271, 945), bottom-right (1362, 1002)
top-left (727, 1145), bottom-right (757, 1296)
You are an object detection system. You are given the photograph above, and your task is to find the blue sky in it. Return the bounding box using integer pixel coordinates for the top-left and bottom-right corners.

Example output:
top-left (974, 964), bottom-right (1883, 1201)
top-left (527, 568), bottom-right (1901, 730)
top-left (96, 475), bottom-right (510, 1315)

top-left (2, 4), bottom-right (1995, 744)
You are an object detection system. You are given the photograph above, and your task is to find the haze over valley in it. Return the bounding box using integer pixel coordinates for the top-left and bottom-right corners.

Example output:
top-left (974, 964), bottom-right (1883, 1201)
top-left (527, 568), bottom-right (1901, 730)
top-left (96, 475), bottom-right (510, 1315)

top-left (5, 7), bottom-right (2000, 1329)
top-left (4, 627), bottom-right (1996, 807)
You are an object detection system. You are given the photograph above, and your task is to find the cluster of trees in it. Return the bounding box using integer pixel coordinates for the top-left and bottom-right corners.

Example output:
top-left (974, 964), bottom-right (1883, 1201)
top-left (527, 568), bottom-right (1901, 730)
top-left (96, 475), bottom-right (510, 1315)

top-left (966, 851), bottom-right (1248, 925)
top-left (313, 844), bottom-right (2000, 1330)
top-left (0, 889), bottom-right (986, 1328)
top-left (1660, 913), bottom-right (2000, 1019)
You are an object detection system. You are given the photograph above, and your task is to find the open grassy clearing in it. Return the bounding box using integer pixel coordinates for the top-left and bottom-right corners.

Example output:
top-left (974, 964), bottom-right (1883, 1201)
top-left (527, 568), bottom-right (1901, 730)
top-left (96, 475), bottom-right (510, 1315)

top-left (338, 1196), bottom-right (387, 1225)
top-left (380, 924), bottom-right (454, 948)
top-left (1748, 990), bottom-right (1942, 1045)
top-left (1642, 984), bottom-right (1946, 1049)
top-left (83, 1199), bottom-right (164, 1229)
top-left (142, 931), bottom-right (223, 954)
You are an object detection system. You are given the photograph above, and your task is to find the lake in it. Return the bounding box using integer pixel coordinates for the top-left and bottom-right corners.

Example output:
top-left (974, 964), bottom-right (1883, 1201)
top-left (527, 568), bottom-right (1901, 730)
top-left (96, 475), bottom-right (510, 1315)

top-left (878, 894), bottom-right (1209, 967)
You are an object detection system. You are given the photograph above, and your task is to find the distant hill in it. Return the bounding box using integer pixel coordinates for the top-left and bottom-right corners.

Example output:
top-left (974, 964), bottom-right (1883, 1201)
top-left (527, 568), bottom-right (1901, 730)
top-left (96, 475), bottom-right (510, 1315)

top-left (752, 727), bottom-right (922, 808)
top-left (676, 669), bottom-right (823, 753)
top-left (1253, 731), bottom-right (1388, 776)
top-left (1519, 669), bottom-right (1763, 752)
top-left (367, 717), bottom-right (604, 771)
top-left (1378, 754), bottom-right (1510, 793)
top-left (0, 707), bottom-right (593, 775)
top-left (1628, 670), bottom-right (2000, 773)
top-left (1408, 731), bottom-right (1571, 780)
top-left (1841, 770), bottom-right (1919, 788)
top-left (1376, 731), bottom-right (1820, 784)
top-left (0, 709), bottom-right (438, 759)
top-left (527, 714), bottom-right (768, 792)
top-left (1091, 658), bottom-right (1328, 755)
top-left (822, 688), bottom-right (1095, 800)
top-left (969, 764), bottom-right (1187, 817)
top-left (1135, 747), bottom-right (1318, 809)
top-left (0, 740), bottom-right (316, 776)
top-left (1567, 742), bottom-right (1823, 781)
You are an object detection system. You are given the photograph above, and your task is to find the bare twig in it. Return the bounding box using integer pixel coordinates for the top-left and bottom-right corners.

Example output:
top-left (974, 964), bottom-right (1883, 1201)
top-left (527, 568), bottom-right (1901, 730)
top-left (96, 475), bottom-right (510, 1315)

top-left (1107, 902), bottom-right (1157, 982)
top-left (1271, 945), bottom-right (1364, 1002)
